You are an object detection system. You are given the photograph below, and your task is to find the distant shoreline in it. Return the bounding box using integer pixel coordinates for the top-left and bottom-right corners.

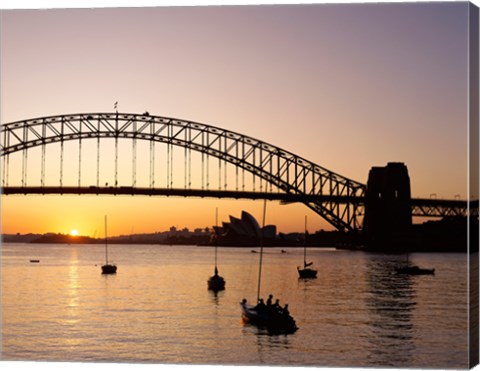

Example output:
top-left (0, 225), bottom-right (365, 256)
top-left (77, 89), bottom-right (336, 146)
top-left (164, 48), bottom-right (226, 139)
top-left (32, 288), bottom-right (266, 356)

top-left (2, 216), bottom-right (475, 253)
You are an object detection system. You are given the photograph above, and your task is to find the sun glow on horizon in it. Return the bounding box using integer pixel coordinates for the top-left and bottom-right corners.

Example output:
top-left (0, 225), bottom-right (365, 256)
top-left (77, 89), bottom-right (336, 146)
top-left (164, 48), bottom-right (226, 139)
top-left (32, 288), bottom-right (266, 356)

top-left (70, 229), bottom-right (79, 237)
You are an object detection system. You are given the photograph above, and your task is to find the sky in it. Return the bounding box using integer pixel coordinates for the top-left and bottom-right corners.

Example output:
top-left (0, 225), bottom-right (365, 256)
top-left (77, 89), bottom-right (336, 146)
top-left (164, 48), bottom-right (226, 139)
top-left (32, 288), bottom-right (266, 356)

top-left (0, 0), bottom-right (477, 236)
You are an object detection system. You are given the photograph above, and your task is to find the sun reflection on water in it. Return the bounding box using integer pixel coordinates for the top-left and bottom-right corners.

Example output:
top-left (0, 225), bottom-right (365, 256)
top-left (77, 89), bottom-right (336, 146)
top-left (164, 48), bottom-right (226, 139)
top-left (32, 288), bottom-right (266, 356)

top-left (65, 248), bottom-right (80, 325)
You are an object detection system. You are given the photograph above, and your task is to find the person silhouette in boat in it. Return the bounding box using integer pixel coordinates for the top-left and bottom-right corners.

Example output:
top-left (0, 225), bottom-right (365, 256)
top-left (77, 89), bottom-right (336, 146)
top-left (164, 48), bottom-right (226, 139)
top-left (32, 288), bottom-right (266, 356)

top-left (254, 298), bottom-right (266, 312)
top-left (282, 304), bottom-right (296, 329)
top-left (274, 299), bottom-right (281, 311)
top-left (266, 294), bottom-right (273, 307)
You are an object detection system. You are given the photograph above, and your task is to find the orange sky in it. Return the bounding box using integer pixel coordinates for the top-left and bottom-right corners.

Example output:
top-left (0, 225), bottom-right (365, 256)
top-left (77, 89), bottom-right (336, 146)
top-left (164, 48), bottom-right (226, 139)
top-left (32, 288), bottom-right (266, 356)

top-left (1, 2), bottom-right (476, 236)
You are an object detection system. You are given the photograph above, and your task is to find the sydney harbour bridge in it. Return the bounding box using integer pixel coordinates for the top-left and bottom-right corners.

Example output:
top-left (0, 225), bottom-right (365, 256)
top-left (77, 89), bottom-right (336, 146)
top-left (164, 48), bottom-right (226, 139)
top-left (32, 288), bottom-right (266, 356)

top-left (0, 112), bottom-right (477, 234)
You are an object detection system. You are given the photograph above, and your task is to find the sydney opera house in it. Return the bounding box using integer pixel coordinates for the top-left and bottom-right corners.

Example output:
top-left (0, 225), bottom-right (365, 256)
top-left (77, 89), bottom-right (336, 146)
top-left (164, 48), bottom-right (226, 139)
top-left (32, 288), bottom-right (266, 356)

top-left (213, 211), bottom-right (277, 246)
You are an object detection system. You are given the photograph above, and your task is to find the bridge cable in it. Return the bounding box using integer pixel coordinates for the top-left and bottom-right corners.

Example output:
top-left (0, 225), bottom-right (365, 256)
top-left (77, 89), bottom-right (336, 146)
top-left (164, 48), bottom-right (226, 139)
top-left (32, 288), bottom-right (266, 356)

top-left (206, 150), bottom-right (209, 190)
top-left (188, 146), bottom-right (192, 189)
top-left (41, 143), bottom-right (46, 187)
top-left (269, 155), bottom-right (273, 193)
top-left (78, 137), bottom-right (82, 187)
top-left (224, 151), bottom-right (227, 190)
top-left (201, 131), bottom-right (205, 190)
top-left (224, 135), bottom-right (227, 191)
top-left (167, 136), bottom-right (170, 189)
top-left (132, 137), bottom-right (137, 188)
top-left (96, 118), bottom-right (100, 187)
top-left (218, 147), bottom-right (221, 191)
top-left (242, 145), bottom-right (245, 192)
top-left (41, 123), bottom-right (46, 187)
top-left (60, 140), bottom-right (64, 187)
top-left (1, 130), bottom-right (4, 186)
top-left (252, 148), bottom-right (256, 192)
top-left (170, 137), bottom-right (173, 189)
top-left (201, 150), bottom-right (204, 190)
top-left (235, 143), bottom-right (239, 191)
top-left (259, 148), bottom-right (263, 193)
top-left (115, 113), bottom-right (118, 187)
top-left (22, 148), bottom-right (27, 187)
top-left (2, 153), bottom-right (9, 187)
top-left (167, 123), bottom-right (171, 189)
top-left (184, 127), bottom-right (188, 189)
top-left (2, 154), bottom-right (5, 186)
top-left (184, 144), bottom-right (187, 189)
top-left (115, 137), bottom-right (119, 187)
top-left (96, 136), bottom-right (100, 188)
top-left (150, 140), bottom-right (155, 188)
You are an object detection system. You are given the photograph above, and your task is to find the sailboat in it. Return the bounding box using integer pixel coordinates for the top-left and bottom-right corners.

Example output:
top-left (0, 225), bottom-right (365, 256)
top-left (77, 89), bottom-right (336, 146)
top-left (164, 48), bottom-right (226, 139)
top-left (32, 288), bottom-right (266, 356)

top-left (101, 215), bottom-right (117, 275)
top-left (297, 216), bottom-right (317, 279)
top-left (240, 200), bottom-right (298, 334)
top-left (395, 253), bottom-right (434, 275)
top-left (208, 208), bottom-right (225, 291)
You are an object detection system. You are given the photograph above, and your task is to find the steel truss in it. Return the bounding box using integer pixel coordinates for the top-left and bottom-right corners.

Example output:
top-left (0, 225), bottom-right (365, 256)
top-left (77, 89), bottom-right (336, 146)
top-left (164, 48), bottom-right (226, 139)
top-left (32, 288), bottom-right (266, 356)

top-left (411, 199), bottom-right (479, 218)
top-left (0, 112), bottom-right (366, 231)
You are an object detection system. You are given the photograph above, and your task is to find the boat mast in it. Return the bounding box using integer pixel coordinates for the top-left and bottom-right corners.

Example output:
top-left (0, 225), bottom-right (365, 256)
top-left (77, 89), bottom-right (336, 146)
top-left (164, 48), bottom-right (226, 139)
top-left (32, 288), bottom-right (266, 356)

top-left (256, 199), bottom-right (267, 303)
top-left (104, 215), bottom-right (109, 265)
top-left (304, 215), bottom-right (307, 267)
top-left (214, 207), bottom-right (218, 274)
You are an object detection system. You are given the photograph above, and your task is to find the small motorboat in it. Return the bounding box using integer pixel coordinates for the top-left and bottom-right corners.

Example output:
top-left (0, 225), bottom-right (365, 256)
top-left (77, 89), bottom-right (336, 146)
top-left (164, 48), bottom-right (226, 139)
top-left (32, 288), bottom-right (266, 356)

top-left (101, 264), bottom-right (117, 274)
top-left (29, 259), bottom-right (40, 263)
top-left (240, 300), bottom-right (298, 335)
top-left (396, 265), bottom-right (435, 275)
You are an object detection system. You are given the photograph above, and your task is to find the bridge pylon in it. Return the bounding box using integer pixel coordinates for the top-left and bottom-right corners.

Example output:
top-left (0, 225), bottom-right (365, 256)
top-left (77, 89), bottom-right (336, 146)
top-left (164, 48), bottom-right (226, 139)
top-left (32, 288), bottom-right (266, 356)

top-left (363, 162), bottom-right (412, 249)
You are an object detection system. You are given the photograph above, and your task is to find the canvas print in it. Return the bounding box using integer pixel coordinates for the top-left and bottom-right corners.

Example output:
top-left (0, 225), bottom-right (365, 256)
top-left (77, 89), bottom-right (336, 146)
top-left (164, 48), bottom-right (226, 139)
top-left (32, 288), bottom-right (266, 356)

top-left (0, 1), bottom-right (478, 369)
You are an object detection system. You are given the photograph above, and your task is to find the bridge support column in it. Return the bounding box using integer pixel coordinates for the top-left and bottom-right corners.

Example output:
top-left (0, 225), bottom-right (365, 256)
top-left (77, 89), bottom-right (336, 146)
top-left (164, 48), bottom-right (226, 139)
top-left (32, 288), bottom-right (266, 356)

top-left (363, 162), bottom-right (412, 251)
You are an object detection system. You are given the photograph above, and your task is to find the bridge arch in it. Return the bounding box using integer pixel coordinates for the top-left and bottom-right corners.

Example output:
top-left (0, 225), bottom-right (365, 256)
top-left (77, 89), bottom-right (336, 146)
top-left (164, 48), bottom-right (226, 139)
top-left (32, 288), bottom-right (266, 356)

top-left (1, 112), bottom-right (366, 231)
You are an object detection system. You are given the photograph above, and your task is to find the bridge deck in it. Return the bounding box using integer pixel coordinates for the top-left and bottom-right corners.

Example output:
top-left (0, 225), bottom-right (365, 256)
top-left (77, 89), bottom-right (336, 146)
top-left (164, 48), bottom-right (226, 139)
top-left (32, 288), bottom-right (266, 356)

top-left (2, 186), bottom-right (477, 209)
top-left (1, 186), bottom-right (364, 204)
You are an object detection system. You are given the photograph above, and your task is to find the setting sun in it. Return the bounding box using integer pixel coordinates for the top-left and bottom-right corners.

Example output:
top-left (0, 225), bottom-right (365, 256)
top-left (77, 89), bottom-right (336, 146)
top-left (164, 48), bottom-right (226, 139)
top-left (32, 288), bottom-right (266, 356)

top-left (70, 229), bottom-right (79, 236)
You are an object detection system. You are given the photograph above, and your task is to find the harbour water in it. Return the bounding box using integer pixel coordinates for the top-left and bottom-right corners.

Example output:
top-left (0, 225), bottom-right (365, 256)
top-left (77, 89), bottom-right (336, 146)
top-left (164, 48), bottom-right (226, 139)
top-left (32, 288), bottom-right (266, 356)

top-left (1, 243), bottom-right (470, 368)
